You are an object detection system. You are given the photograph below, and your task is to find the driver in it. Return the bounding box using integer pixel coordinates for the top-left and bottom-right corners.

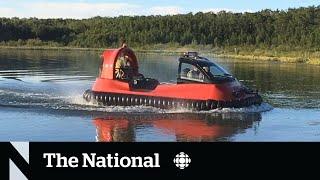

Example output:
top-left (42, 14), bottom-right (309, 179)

top-left (203, 66), bottom-right (210, 73)
top-left (115, 53), bottom-right (131, 79)
top-left (187, 67), bottom-right (201, 79)
top-left (199, 66), bottom-right (209, 80)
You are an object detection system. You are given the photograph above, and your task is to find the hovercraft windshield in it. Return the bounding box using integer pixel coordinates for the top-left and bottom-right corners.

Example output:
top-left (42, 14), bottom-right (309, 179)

top-left (178, 52), bottom-right (235, 84)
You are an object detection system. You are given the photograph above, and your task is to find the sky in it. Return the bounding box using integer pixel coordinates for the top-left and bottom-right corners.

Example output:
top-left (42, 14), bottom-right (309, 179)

top-left (0, 0), bottom-right (319, 19)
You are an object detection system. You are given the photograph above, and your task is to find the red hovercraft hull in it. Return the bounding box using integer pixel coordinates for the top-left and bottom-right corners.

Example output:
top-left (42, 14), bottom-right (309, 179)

top-left (83, 48), bottom-right (262, 110)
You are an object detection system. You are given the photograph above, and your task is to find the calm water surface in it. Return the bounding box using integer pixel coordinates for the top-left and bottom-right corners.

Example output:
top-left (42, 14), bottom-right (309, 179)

top-left (0, 49), bottom-right (319, 141)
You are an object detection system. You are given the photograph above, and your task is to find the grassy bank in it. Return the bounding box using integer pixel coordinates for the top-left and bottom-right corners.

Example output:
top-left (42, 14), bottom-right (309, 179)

top-left (213, 54), bottom-right (320, 65)
top-left (1, 44), bottom-right (319, 65)
top-left (212, 46), bottom-right (320, 65)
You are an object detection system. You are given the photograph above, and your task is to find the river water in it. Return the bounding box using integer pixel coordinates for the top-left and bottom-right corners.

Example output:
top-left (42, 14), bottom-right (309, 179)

top-left (0, 49), bottom-right (319, 141)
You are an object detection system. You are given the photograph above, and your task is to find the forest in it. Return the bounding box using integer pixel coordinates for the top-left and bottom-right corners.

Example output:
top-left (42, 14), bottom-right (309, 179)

top-left (0, 6), bottom-right (320, 53)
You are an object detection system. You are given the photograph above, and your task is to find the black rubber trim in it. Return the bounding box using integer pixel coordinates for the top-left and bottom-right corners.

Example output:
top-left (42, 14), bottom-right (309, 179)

top-left (83, 89), bottom-right (263, 110)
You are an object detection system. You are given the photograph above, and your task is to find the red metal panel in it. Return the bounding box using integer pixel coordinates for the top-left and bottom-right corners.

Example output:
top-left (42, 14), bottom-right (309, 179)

top-left (92, 78), bottom-right (244, 101)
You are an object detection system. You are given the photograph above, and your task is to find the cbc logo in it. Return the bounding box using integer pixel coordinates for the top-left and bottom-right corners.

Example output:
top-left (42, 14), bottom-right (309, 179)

top-left (173, 152), bottom-right (191, 169)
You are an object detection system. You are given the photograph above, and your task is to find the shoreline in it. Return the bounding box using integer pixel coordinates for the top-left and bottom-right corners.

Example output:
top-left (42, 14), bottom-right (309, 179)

top-left (0, 46), bottom-right (319, 65)
top-left (211, 54), bottom-right (320, 65)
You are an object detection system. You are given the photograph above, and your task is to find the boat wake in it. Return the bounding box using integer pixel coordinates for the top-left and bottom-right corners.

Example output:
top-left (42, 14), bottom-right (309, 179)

top-left (207, 102), bottom-right (273, 113)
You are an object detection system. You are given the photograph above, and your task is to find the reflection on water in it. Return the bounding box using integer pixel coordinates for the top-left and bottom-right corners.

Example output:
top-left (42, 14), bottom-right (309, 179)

top-left (94, 113), bottom-right (261, 142)
top-left (0, 49), bottom-right (319, 141)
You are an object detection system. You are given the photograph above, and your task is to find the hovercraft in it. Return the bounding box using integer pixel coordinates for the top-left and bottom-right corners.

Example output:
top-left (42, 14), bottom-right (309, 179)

top-left (83, 47), bottom-right (262, 110)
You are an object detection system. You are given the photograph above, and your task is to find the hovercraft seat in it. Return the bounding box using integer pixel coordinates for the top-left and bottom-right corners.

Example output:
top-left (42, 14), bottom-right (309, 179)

top-left (129, 74), bottom-right (159, 90)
